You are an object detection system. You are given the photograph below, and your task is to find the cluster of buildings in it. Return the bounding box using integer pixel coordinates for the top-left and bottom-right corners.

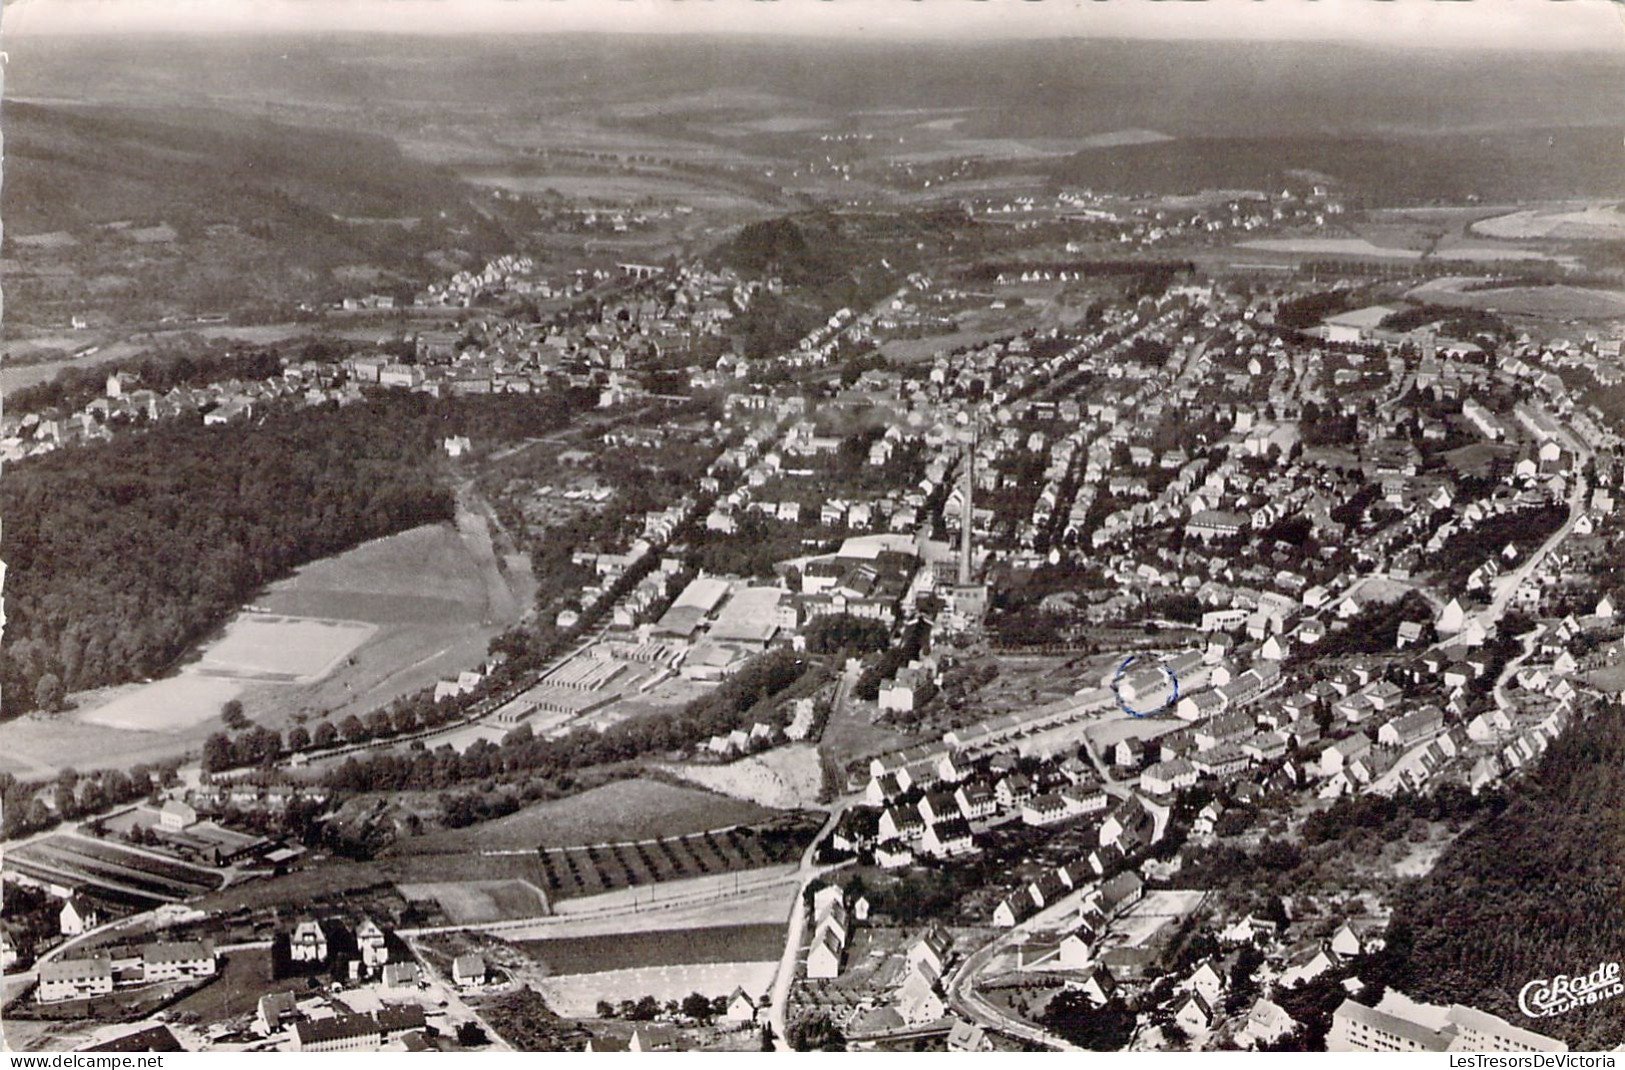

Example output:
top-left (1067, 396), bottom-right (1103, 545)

top-left (38, 940), bottom-right (217, 1003)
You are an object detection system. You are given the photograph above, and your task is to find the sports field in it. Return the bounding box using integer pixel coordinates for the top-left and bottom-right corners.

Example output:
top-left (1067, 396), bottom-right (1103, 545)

top-left (398, 879), bottom-right (551, 924)
top-left (197, 614), bottom-right (376, 681)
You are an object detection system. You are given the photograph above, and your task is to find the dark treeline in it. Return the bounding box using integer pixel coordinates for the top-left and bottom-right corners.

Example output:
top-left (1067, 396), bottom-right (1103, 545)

top-left (0, 765), bottom-right (175, 841)
top-left (1379, 303), bottom-right (1508, 339)
top-left (321, 648), bottom-right (812, 794)
top-left (1274, 288), bottom-right (1363, 331)
top-left (1373, 706), bottom-right (1625, 1050)
top-left (2, 392), bottom-right (579, 717)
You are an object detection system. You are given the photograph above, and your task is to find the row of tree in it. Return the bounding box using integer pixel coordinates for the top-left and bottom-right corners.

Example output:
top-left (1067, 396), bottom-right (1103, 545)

top-left (320, 648), bottom-right (813, 794)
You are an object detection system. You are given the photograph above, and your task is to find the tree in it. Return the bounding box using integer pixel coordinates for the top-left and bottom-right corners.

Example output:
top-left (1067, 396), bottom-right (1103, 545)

top-left (1226, 943), bottom-right (1268, 1014)
top-left (33, 673), bottom-right (64, 713)
top-left (221, 699), bottom-right (247, 729)
top-left (787, 1013), bottom-right (846, 1052)
top-left (595, 999), bottom-right (617, 1019)
top-left (314, 721), bottom-right (338, 748)
top-left (286, 725), bottom-right (311, 752)
top-left (627, 996), bottom-right (661, 1021)
top-left (202, 732), bottom-right (234, 773)
top-left (340, 714), bottom-right (368, 744)
top-left (681, 992), bottom-right (714, 1023)
top-left (1040, 991), bottom-right (1136, 1051)
top-left (455, 1022), bottom-right (488, 1047)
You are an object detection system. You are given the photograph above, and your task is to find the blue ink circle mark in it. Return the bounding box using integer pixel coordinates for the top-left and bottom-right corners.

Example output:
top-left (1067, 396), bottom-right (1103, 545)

top-left (1112, 654), bottom-right (1181, 718)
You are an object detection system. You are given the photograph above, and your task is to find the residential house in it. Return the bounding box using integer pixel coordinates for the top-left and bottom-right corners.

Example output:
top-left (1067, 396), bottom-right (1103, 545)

top-left (37, 955), bottom-right (114, 1003)
top-left (141, 941), bottom-right (216, 983)
top-left (452, 953), bottom-right (487, 988)
top-left (290, 919), bottom-right (330, 963)
top-left (806, 928), bottom-right (844, 980)
top-left (59, 898), bottom-right (100, 936)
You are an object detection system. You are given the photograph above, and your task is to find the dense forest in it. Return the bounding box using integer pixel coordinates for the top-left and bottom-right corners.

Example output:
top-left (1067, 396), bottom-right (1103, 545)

top-left (2, 392), bottom-right (577, 716)
top-left (1374, 704), bottom-right (1625, 1049)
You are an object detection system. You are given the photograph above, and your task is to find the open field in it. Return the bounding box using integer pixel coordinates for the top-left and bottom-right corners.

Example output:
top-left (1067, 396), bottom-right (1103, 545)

top-left (1108, 890), bottom-right (1207, 948)
top-left (397, 779), bottom-right (783, 854)
top-left (1237, 237), bottom-right (1422, 259)
top-left (163, 947), bottom-right (278, 1023)
top-left (1586, 662), bottom-right (1625, 694)
top-left (399, 880), bottom-right (551, 924)
top-left (536, 962), bottom-right (778, 1018)
top-left (383, 852), bottom-right (552, 892)
top-left (516, 923), bottom-right (784, 976)
top-left (657, 744), bottom-right (826, 810)
top-left (196, 614), bottom-right (377, 681)
top-left (459, 170), bottom-right (773, 215)
top-left (189, 860), bottom-right (392, 915)
top-left (78, 675), bottom-right (244, 732)
top-left (1471, 203), bottom-right (1625, 240)
top-left (2, 324), bottom-right (318, 394)
top-left (497, 870), bottom-right (799, 937)
top-left (1407, 276), bottom-right (1625, 320)
top-left (1083, 709), bottom-right (1186, 751)
top-left (257, 520), bottom-right (493, 619)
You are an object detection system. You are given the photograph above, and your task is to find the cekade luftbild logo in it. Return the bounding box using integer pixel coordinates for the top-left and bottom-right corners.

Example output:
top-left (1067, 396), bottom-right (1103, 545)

top-left (1518, 961), bottom-right (1625, 1018)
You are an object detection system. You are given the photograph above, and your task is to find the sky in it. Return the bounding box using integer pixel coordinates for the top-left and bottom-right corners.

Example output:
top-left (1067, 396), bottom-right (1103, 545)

top-left (2, 0), bottom-right (1623, 51)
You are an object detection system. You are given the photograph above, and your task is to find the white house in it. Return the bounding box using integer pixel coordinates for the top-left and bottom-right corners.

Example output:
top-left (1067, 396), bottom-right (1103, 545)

top-left (806, 928), bottom-right (844, 979)
top-left (452, 953), bottom-right (487, 988)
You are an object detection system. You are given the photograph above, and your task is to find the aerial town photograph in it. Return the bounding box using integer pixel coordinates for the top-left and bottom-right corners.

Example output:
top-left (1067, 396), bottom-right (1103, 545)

top-left (1, 0), bottom-right (1623, 1057)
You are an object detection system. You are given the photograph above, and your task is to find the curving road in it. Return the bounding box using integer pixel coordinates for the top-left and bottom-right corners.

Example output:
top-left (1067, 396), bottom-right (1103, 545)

top-left (943, 915), bottom-right (1079, 1051)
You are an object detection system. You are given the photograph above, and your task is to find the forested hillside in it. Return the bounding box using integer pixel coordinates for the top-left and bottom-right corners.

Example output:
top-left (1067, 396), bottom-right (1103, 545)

top-left (1375, 703), bottom-right (1625, 1049)
top-left (0, 393), bottom-right (572, 717)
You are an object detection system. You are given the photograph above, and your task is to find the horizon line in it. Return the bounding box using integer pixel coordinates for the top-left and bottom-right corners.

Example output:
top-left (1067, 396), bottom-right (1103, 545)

top-left (4, 0), bottom-right (1623, 53)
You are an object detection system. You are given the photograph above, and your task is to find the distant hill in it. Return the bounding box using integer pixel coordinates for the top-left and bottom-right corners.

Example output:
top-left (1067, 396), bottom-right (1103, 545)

top-left (1, 100), bottom-right (514, 324)
top-left (3, 99), bottom-right (486, 237)
top-left (1046, 127), bottom-right (1625, 202)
